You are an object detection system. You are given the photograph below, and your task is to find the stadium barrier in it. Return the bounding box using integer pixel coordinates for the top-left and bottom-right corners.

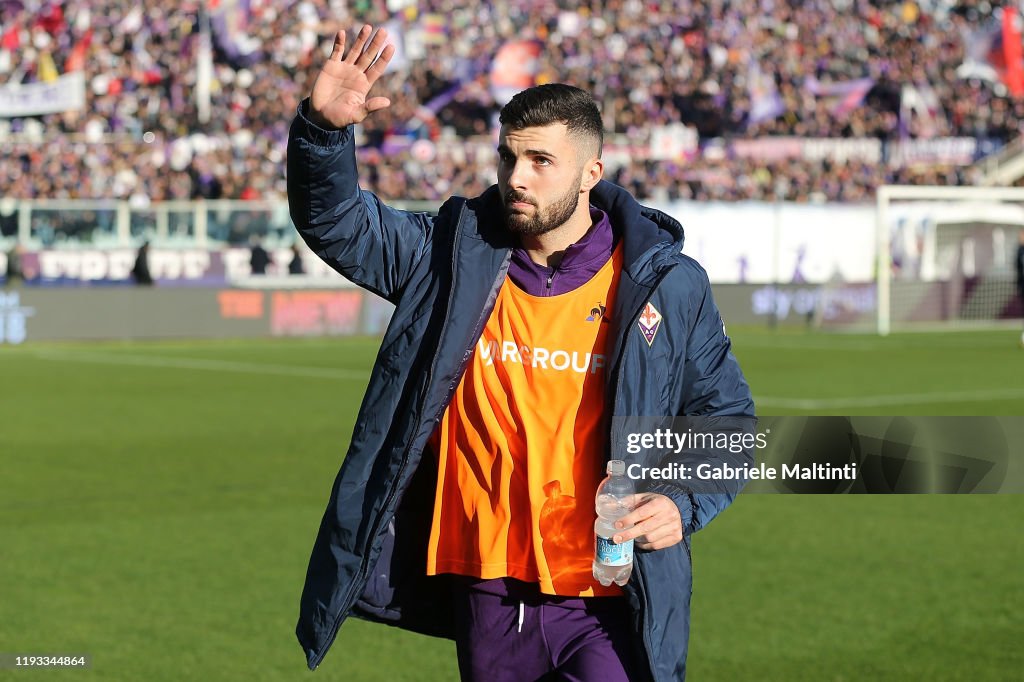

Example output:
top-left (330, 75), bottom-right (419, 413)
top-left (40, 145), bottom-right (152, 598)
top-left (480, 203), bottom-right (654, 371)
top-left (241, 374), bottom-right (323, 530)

top-left (2, 198), bottom-right (880, 283)
top-left (1, 283), bottom-right (874, 344)
top-left (2, 197), bottom-right (1021, 342)
top-left (0, 198), bottom-right (437, 248)
top-left (0, 287), bottom-right (395, 344)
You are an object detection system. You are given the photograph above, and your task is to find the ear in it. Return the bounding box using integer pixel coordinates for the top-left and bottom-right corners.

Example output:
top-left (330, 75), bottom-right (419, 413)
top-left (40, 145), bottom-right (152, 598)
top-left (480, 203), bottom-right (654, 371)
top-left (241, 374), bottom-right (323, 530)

top-left (579, 157), bottom-right (604, 193)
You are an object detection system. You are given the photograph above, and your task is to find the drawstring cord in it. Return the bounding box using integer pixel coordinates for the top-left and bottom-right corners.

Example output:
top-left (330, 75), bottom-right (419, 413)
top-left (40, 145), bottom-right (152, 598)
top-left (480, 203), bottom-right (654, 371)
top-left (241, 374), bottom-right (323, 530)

top-left (517, 600), bottom-right (525, 633)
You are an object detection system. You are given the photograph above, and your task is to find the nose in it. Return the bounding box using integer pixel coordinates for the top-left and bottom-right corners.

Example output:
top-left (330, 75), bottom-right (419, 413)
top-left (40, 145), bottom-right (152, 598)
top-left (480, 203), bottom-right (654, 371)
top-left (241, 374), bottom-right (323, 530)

top-left (507, 160), bottom-right (528, 191)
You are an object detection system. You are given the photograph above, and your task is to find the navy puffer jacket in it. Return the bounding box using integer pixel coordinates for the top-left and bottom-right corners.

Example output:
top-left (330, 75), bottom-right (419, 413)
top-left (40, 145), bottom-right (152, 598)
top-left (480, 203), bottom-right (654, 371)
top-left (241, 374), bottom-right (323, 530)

top-left (287, 102), bottom-right (755, 681)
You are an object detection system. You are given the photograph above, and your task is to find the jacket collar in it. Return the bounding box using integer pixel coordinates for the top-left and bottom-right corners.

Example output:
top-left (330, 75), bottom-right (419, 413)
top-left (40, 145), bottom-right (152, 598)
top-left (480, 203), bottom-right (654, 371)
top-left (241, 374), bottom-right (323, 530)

top-left (466, 181), bottom-right (684, 285)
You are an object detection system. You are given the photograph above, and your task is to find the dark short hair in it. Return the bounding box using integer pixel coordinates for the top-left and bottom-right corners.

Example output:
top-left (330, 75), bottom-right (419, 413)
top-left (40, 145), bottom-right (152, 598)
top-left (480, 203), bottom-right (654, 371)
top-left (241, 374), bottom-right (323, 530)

top-left (498, 84), bottom-right (604, 158)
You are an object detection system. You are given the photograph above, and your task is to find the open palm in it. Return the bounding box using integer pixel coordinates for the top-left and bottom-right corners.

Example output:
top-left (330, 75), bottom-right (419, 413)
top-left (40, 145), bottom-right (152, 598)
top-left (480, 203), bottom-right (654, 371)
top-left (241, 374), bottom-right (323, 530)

top-left (309, 25), bottom-right (395, 130)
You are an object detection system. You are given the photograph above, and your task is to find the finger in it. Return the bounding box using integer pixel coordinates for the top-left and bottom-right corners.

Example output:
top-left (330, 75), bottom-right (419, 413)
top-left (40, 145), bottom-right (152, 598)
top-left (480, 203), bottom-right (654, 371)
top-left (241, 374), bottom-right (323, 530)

top-left (614, 510), bottom-right (649, 531)
top-left (636, 530), bottom-right (683, 551)
top-left (327, 30), bottom-right (345, 62)
top-left (344, 24), bottom-right (372, 63)
top-left (364, 96), bottom-right (391, 114)
top-left (356, 27), bottom-right (389, 70)
top-left (615, 499), bottom-right (681, 543)
top-left (365, 43), bottom-right (395, 85)
top-left (615, 497), bottom-right (665, 529)
top-left (613, 517), bottom-right (656, 544)
top-left (635, 523), bottom-right (679, 547)
top-left (613, 511), bottom-right (645, 532)
top-left (638, 524), bottom-right (684, 549)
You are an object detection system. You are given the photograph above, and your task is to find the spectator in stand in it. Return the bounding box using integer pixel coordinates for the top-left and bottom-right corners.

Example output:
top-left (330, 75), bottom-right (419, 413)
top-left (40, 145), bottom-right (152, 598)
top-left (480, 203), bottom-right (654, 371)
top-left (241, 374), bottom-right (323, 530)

top-left (1016, 228), bottom-right (1024, 347)
top-left (249, 236), bottom-right (270, 275)
top-left (131, 241), bottom-right (153, 285)
top-left (4, 243), bottom-right (24, 287)
top-left (287, 243), bottom-right (305, 275)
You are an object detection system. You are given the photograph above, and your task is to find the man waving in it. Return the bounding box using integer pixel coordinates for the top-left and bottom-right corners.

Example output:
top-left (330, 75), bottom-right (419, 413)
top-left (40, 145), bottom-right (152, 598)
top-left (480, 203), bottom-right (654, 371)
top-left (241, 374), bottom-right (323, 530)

top-left (288, 24), bottom-right (754, 681)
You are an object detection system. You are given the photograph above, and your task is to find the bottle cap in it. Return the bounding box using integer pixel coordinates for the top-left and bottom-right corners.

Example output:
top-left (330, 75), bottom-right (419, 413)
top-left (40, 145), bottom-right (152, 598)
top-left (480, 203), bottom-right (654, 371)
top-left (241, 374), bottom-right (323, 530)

top-left (607, 460), bottom-right (625, 476)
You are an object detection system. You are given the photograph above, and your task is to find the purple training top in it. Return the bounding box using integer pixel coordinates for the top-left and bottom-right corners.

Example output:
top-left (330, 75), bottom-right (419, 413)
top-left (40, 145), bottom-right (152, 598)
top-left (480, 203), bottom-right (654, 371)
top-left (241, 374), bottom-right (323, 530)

top-left (507, 207), bottom-right (615, 296)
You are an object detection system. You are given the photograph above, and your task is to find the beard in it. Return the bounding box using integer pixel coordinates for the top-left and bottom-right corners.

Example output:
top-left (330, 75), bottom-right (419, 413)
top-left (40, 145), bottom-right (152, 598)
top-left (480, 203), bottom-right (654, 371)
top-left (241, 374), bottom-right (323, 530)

top-left (502, 178), bottom-right (582, 237)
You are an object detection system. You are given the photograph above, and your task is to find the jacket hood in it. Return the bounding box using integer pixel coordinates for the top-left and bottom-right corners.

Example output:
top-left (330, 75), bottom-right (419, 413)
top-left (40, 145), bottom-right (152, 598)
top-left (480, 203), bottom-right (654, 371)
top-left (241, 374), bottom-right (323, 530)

top-left (470, 180), bottom-right (685, 285)
top-left (591, 180), bottom-right (685, 282)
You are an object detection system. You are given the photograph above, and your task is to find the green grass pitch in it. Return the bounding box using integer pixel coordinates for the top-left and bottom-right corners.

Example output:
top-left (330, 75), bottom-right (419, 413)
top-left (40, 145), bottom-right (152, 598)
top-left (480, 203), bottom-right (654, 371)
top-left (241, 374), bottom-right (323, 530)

top-left (1, 328), bottom-right (1021, 680)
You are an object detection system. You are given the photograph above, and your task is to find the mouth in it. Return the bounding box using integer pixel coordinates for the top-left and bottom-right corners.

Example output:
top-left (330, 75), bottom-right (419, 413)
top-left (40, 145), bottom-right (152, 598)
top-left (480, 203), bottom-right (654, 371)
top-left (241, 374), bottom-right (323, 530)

top-left (505, 195), bottom-right (536, 213)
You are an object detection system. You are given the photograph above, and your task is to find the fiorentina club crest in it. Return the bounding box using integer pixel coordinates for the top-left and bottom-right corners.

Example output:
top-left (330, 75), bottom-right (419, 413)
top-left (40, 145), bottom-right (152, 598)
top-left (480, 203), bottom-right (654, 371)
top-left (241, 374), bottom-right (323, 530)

top-left (637, 302), bottom-right (662, 346)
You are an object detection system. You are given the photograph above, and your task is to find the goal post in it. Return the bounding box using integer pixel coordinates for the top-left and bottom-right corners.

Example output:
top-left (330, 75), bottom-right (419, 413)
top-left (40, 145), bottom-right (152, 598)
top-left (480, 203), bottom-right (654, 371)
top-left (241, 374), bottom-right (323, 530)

top-left (875, 185), bottom-right (1024, 335)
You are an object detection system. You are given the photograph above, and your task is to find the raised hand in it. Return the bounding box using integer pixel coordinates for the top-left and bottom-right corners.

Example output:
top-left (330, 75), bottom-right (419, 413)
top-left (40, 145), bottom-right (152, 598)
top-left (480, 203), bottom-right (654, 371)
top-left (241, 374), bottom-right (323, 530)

top-left (308, 25), bottom-right (396, 130)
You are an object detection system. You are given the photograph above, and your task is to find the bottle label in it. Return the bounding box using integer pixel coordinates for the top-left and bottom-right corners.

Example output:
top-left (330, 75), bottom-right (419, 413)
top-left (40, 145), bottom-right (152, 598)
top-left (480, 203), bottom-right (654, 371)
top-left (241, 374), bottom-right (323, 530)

top-left (596, 535), bottom-right (633, 566)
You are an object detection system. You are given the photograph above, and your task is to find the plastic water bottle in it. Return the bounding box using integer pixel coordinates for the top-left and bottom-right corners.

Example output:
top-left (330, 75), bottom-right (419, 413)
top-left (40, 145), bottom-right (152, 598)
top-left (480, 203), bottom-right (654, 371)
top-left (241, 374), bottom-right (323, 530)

top-left (593, 460), bottom-right (635, 587)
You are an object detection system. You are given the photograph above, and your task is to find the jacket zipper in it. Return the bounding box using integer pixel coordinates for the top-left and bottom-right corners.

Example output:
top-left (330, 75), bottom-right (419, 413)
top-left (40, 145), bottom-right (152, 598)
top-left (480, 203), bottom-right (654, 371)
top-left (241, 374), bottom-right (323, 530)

top-left (310, 202), bottom-right (513, 669)
top-left (609, 265), bottom-right (673, 682)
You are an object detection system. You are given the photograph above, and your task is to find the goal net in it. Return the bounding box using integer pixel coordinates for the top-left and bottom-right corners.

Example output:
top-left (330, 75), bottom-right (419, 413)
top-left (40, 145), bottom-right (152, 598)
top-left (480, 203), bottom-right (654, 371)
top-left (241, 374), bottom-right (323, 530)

top-left (876, 185), bottom-right (1024, 335)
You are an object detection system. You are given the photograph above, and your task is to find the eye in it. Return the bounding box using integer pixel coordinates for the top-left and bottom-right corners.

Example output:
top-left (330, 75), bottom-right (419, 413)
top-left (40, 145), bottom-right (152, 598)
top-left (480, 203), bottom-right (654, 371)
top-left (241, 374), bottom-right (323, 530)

top-left (535, 157), bottom-right (551, 166)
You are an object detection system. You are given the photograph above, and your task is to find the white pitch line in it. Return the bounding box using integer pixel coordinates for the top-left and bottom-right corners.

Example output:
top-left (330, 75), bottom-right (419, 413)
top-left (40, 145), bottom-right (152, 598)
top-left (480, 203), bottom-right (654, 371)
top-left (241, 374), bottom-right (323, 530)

top-left (755, 388), bottom-right (1024, 409)
top-left (27, 350), bottom-right (369, 381)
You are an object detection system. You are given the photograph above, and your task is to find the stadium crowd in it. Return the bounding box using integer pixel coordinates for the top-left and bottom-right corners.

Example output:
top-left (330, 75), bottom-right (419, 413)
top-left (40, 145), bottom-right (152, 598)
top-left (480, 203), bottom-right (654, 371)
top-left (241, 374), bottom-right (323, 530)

top-left (0, 0), bottom-right (1019, 204)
